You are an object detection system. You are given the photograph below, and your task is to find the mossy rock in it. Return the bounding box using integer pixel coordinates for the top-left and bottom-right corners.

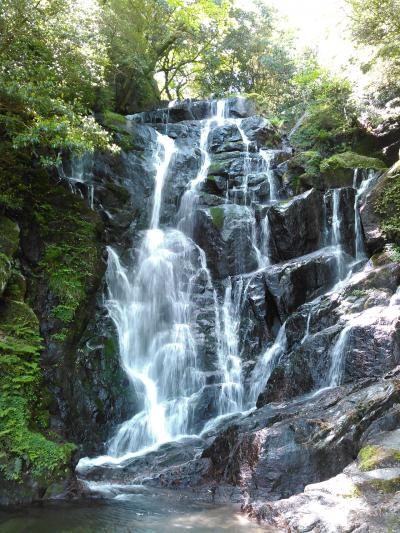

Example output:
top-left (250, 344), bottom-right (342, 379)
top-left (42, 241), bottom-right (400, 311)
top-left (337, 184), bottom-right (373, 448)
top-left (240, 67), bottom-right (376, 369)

top-left (209, 207), bottom-right (225, 230)
top-left (208, 161), bottom-right (227, 177)
top-left (101, 111), bottom-right (128, 130)
top-left (320, 151), bottom-right (387, 187)
top-left (289, 150), bottom-right (322, 177)
top-left (3, 271), bottom-right (26, 302)
top-left (0, 299), bottom-right (39, 330)
top-left (367, 477), bottom-right (400, 494)
top-left (105, 181), bottom-right (131, 204)
top-left (374, 172), bottom-right (400, 245)
top-left (0, 217), bottom-right (20, 257)
top-left (0, 253), bottom-right (12, 296)
top-left (358, 445), bottom-right (400, 471)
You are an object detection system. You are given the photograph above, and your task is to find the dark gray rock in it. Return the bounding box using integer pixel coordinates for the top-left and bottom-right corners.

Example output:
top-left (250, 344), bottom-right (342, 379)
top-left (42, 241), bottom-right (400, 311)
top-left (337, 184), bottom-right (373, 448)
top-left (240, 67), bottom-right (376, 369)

top-left (193, 204), bottom-right (259, 279)
top-left (264, 247), bottom-right (339, 319)
top-left (240, 116), bottom-right (279, 147)
top-left (267, 189), bottom-right (325, 262)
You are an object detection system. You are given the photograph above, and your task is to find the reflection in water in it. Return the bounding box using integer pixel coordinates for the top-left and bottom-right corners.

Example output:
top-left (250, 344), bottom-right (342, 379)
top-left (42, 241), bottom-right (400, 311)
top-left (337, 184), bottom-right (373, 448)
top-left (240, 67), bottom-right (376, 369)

top-left (0, 491), bottom-right (278, 533)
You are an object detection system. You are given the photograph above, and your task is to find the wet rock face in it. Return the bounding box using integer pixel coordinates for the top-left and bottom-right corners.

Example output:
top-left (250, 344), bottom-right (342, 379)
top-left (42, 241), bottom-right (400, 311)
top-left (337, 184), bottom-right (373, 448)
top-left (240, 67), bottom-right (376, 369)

top-left (83, 378), bottom-right (400, 508)
top-left (259, 259), bottom-right (400, 406)
top-left (193, 205), bottom-right (259, 279)
top-left (264, 248), bottom-right (339, 319)
top-left (129, 97), bottom-right (257, 125)
top-left (267, 189), bottom-right (325, 262)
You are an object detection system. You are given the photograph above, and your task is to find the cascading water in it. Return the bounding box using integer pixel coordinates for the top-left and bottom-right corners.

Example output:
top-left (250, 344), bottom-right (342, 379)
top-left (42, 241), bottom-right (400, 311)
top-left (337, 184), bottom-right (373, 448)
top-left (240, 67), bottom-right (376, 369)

top-left (260, 149), bottom-right (279, 202)
top-left (178, 101), bottom-right (226, 233)
top-left (353, 169), bottom-right (377, 262)
top-left (331, 188), bottom-right (346, 280)
top-left (248, 323), bottom-right (287, 406)
top-left (327, 326), bottom-right (352, 387)
top-left (105, 132), bottom-right (215, 456)
top-left (61, 154), bottom-right (95, 209)
top-left (215, 277), bottom-right (246, 414)
top-left (103, 100), bottom-right (256, 459)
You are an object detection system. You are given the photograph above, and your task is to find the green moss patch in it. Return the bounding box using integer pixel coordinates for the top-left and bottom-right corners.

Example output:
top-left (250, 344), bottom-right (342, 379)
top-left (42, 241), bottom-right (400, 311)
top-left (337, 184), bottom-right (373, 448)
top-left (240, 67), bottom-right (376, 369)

top-left (210, 207), bottom-right (225, 230)
top-left (0, 217), bottom-right (20, 257)
top-left (320, 152), bottom-right (386, 174)
top-left (0, 298), bottom-right (75, 484)
top-left (358, 445), bottom-right (400, 472)
top-left (368, 477), bottom-right (400, 494)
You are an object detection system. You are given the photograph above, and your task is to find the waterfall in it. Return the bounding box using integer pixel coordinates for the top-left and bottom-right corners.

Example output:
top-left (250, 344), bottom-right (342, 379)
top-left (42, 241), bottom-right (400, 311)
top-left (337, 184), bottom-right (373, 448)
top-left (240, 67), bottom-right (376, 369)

top-left (61, 154), bottom-right (95, 209)
top-left (236, 120), bottom-right (252, 203)
top-left (150, 133), bottom-right (176, 228)
top-left (178, 100), bottom-right (225, 233)
top-left (215, 277), bottom-right (248, 414)
top-left (301, 312), bottom-right (312, 345)
top-left (103, 100), bottom-right (260, 459)
top-left (259, 211), bottom-right (271, 267)
top-left (105, 131), bottom-right (213, 457)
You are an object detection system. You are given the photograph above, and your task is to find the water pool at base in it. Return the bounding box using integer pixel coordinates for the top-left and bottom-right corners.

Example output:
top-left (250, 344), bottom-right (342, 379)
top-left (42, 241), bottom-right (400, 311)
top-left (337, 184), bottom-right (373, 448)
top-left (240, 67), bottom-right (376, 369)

top-left (0, 491), bottom-right (277, 533)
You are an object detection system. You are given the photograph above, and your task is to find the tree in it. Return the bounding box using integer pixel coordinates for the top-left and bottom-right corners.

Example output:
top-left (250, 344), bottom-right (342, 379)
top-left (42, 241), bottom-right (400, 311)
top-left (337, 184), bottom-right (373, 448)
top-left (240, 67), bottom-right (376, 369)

top-left (101, 0), bottom-right (231, 110)
top-left (347, 0), bottom-right (400, 102)
top-left (194, 2), bottom-right (296, 112)
top-left (0, 0), bottom-right (115, 165)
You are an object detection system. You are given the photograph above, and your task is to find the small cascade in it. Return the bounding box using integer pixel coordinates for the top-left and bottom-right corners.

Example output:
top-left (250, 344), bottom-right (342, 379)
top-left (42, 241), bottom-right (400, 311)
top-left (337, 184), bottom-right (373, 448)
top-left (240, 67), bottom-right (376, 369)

top-left (248, 324), bottom-right (287, 406)
top-left (331, 188), bottom-right (346, 280)
top-left (150, 133), bottom-right (176, 228)
top-left (259, 210), bottom-right (272, 267)
top-left (178, 100), bottom-right (226, 233)
top-left (353, 169), bottom-right (377, 262)
top-left (327, 326), bottom-right (352, 387)
top-left (215, 277), bottom-right (247, 414)
top-left (301, 312), bottom-right (312, 345)
top-left (236, 120), bottom-right (252, 203)
top-left (259, 149), bottom-right (279, 202)
top-left (61, 154), bottom-right (95, 209)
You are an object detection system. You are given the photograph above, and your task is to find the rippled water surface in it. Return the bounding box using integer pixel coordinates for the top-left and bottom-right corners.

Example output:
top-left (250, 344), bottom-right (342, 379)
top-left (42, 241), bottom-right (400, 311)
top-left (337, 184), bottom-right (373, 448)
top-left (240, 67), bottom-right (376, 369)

top-left (0, 491), bottom-right (274, 533)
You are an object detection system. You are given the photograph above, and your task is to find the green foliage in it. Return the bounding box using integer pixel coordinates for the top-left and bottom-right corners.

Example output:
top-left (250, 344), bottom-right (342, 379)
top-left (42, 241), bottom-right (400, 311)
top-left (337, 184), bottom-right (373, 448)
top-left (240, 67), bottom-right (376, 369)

top-left (358, 445), bottom-right (400, 472)
top-left (290, 151), bottom-right (322, 177)
top-left (287, 61), bottom-right (357, 157)
top-left (346, 0), bottom-right (400, 102)
top-left (0, 0), bottom-right (117, 165)
top-left (375, 174), bottom-right (400, 244)
top-left (38, 203), bottom-right (102, 332)
top-left (102, 0), bottom-right (230, 107)
top-left (0, 296), bottom-right (75, 483)
top-left (195, 3), bottom-right (295, 112)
